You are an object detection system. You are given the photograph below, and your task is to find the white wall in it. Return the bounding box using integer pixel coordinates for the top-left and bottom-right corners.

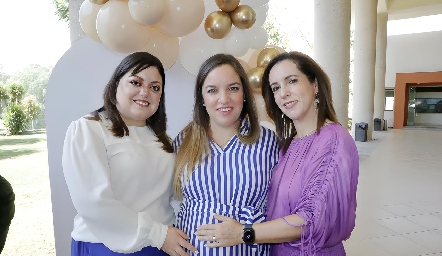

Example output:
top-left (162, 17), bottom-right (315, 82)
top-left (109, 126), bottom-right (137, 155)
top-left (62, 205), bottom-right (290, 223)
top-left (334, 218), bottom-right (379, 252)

top-left (384, 110), bottom-right (394, 128)
top-left (46, 37), bottom-right (195, 255)
top-left (385, 30), bottom-right (442, 88)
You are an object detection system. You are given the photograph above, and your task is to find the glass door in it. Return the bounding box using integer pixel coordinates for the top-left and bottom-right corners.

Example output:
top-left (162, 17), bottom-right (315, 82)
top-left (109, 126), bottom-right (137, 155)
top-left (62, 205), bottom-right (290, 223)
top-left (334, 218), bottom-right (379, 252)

top-left (407, 87), bottom-right (416, 126)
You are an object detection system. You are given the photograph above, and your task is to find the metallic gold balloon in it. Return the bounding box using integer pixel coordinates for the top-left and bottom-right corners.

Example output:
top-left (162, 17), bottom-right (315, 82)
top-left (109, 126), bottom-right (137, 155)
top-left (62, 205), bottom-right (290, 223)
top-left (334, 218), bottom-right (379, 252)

top-left (215, 0), bottom-right (240, 12)
top-left (204, 11), bottom-right (232, 39)
top-left (229, 5), bottom-right (256, 29)
top-left (248, 67), bottom-right (265, 93)
top-left (89, 0), bottom-right (109, 5)
top-left (257, 47), bottom-right (280, 67)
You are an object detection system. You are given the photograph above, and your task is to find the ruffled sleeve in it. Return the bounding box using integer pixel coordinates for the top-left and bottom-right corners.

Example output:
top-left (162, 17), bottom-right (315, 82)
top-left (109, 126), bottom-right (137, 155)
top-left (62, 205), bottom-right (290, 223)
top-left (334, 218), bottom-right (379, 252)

top-left (62, 118), bottom-right (168, 253)
top-left (288, 125), bottom-right (359, 252)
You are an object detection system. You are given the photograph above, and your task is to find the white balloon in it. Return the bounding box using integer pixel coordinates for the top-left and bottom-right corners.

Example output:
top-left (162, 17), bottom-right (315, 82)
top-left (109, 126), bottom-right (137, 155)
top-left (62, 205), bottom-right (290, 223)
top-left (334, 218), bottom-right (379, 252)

top-left (246, 25), bottom-right (268, 49)
top-left (156, 0), bottom-right (205, 37)
top-left (179, 25), bottom-right (224, 75)
top-left (128, 0), bottom-right (166, 25)
top-left (141, 28), bottom-right (179, 70)
top-left (96, 1), bottom-right (151, 53)
top-left (79, 1), bottom-right (102, 42)
top-left (222, 27), bottom-right (249, 57)
top-left (239, 0), bottom-right (269, 8)
top-left (254, 3), bottom-right (269, 27)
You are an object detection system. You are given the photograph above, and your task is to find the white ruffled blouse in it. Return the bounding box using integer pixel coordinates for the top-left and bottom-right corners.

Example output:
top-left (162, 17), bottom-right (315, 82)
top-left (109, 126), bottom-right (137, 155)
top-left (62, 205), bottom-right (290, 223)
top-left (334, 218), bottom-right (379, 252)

top-left (62, 114), bottom-right (175, 253)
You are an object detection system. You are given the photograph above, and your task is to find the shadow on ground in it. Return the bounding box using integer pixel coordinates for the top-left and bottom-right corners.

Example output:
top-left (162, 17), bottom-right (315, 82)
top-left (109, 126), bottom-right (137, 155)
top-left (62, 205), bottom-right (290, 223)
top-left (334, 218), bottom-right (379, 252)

top-left (0, 148), bottom-right (42, 160)
top-left (0, 137), bottom-right (46, 147)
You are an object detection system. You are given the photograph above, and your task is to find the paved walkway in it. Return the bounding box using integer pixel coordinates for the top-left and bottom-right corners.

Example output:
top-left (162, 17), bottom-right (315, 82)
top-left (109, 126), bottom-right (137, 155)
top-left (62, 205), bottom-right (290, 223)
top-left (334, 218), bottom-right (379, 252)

top-left (344, 129), bottom-right (442, 256)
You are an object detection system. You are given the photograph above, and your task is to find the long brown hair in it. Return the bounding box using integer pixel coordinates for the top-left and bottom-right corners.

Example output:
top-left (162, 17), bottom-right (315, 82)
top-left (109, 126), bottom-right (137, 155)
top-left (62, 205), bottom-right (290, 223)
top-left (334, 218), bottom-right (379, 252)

top-left (262, 51), bottom-right (338, 153)
top-left (174, 54), bottom-right (260, 198)
top-left (87, 52), bottom-right (173, 153)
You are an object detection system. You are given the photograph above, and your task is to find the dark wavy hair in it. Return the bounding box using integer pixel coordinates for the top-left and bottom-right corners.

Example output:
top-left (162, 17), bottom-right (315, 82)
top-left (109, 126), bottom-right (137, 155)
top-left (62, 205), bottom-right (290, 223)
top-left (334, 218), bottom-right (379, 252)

top-left (88, 51), bottom-right (173, 153)
top-left (262, 51), bottom-right (338, 153)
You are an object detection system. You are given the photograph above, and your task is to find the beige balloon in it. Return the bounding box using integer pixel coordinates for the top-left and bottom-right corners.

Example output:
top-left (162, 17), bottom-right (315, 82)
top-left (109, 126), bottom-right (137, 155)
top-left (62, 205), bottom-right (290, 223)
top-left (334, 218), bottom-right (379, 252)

top-left (155, 0), bottom-right (205, 37)
top-left (128, 0), bottom-right (166, 25)
top-left (204, 11), bottom-right (232, 39)
top-left (247, 48), bottom-right (261, 68)
top-left (215, 0), bottom-right (240, 12)
top-left (247, 67), bottom-right (265, 93)
top-left (237, 58), bottom-right (251, 73)
top-left (96, 1), bottom-right (151, 53)
top-left (141, 29), bottom-right (179, 69)
top-left (79, 1), bottom-right (102, 42)
top-left (89, 0), bottom-right (109, 4)
top-left (229, 5), bottom-right (256, 29)
top-left (257, 47), bottom-right (280, 67)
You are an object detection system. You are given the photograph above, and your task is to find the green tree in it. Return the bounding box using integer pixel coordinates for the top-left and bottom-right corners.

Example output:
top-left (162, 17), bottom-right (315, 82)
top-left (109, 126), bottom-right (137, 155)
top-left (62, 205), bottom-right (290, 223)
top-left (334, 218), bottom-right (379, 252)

top-left (0, 86), bottom-right (9, 115)
top-left (263, 14), bottom-right (290, 50)
top-left (10, 64), bottom-right (51, 105)
top-left (7, 83), bottom-right (25, 104)
top-left (53, 0), bottom-right (69, 24)
top-left (23, 96), bottom-right (42, 130)
top-left (3, 104), bottom-right (27, 135)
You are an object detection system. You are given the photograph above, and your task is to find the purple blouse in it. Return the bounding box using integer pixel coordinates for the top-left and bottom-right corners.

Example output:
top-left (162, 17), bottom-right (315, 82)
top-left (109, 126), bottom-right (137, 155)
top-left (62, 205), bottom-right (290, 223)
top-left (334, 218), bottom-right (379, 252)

top-left (267, 123), bottom-right (359, 256)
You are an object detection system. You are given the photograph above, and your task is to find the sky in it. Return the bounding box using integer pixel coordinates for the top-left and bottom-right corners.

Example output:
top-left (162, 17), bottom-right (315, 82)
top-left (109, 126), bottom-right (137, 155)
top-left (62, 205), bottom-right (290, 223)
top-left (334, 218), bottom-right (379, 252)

top-left (0, 0), bottom-right (441, 75)
top-left (0, 0), bottom-right (71, 74)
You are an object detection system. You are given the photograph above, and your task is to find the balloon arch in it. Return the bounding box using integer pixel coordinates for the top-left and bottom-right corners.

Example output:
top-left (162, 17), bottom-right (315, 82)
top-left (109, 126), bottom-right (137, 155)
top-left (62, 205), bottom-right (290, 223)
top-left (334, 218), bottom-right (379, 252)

top-left (79, 0), bottom-right (285, 85)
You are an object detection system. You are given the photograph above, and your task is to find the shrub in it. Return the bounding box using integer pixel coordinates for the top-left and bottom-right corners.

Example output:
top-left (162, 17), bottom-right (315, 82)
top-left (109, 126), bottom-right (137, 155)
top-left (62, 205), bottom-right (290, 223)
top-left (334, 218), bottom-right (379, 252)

top-left (3, 104), bottom-right (27, 135)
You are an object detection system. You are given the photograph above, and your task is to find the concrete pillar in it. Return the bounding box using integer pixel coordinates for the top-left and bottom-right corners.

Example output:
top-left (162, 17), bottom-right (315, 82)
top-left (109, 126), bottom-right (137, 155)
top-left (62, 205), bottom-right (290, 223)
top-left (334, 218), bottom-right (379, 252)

top-left (314, 0), bottom-right (351, 128)
top-left (352, 0), bottom-right (378, 140)
top-left (374, 12), bottom-right (388, 120)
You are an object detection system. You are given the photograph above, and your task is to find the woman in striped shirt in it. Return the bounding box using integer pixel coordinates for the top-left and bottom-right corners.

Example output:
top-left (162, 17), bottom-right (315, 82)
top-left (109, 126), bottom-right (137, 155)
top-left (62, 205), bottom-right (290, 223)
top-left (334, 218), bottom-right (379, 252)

top-left (173, 54), bottom-right (278, 256)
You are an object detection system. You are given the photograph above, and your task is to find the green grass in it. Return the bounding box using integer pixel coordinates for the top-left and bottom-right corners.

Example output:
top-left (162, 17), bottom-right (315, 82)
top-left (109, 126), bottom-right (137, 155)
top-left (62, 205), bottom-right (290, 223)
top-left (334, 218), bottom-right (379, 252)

top-left (0, 131), bottom-right (47, 160)
top-left (0, 130), bottom-right (55, 256)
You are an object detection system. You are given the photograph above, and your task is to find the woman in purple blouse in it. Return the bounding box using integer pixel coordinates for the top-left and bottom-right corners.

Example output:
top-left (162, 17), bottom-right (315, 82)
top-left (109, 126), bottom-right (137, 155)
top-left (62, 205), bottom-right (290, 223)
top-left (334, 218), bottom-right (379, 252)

top-left (195, 51), bottom-right (359, 256)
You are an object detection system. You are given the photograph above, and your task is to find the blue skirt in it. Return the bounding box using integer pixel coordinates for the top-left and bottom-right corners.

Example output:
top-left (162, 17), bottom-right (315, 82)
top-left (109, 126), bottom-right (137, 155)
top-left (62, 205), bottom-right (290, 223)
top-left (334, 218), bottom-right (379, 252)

top-left (71, 238), bottom-right (168, 256)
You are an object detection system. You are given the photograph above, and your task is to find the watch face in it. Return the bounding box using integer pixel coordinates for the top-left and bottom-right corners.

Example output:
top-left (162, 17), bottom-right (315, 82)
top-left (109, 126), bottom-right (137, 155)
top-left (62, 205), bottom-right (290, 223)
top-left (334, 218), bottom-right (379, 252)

top-left (244, 230), bottom-right (254, 242)
top-left (243, 229), bottom-right (255, 243)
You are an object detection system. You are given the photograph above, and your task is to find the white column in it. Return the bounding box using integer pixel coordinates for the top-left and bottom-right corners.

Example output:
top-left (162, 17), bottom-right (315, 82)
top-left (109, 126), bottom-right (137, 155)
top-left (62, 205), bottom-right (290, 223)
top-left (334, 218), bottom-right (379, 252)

top-left (314, 0), bottom-right (351, 127)
top-left (352, 0), bottom-right (378, 140)
top-left (374, 13), bottom-right (388, 120)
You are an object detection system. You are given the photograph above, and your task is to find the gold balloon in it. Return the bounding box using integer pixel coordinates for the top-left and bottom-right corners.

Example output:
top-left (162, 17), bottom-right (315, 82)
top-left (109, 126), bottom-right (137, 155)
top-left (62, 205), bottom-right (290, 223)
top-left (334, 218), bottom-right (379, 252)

top-left (89, 0), bottom-right (109, 5)
top-left (248, 67), bottom-right (265, 93)
top-left (204, 11), bottom-right (232, 39)
top-left (257, 47), bottom-right (280, 67)
top-left (216, 0), bottom-right (240, 12)
top-left (230, 5), bottom-right (256, 29)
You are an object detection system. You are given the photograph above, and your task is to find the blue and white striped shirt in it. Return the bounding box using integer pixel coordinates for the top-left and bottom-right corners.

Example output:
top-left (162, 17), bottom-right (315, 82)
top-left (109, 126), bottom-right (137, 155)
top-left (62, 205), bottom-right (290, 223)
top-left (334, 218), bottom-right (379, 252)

top-left (173, 122), bottom-right (278, 256)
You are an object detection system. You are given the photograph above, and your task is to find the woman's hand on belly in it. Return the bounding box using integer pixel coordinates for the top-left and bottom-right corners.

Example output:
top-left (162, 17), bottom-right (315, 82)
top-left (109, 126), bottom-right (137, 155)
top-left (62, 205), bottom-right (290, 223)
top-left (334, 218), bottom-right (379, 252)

top-left (162, 226), bottom-right (199, 255)
top-left (195, 214), bottom-right (243, 248)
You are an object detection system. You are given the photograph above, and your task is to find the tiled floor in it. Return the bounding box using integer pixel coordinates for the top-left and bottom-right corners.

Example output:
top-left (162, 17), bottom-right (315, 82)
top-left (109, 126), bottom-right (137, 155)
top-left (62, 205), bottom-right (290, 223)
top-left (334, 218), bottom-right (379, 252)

top-left (343, 129), bottom-right (442, 256)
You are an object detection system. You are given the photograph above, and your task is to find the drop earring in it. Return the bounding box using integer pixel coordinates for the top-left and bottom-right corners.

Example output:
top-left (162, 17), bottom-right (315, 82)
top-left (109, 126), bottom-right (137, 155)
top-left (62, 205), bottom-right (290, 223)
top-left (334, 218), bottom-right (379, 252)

top-left (314, 92), bottom-right (319, 110)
